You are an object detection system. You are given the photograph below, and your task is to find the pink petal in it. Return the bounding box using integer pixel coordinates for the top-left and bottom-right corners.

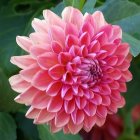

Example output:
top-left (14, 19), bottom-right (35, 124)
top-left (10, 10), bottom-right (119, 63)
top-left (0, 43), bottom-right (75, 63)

top-left (122, 70), bottom-right (132, 82)
top-left (75, 97), bottom-right (87, 109)
top-left (37, 52), bottom-right (58, 70)
top-left (100, 84), bottom-right (111, 95)
top-left (64, 100), bottom-right (75, 114)
top-left (32, 91), bottom-right (51, 109)
top-left (49, 25), bottom-right (65, 47)
top-left (101, 95), bottom-right (111, 106)
top-left (115, 43), bottom-right (130, 56)
top-left (65, 23), bottom-right (78, 36)
top-left (107, 69), bottom-right (122, 80)
top-left (97, 105), bottom-right (107, 118)
top-left (68, 120), bottom-right (83, 134)
top-left (106, 56), bottom-right (118, 66)
top-left (89, 40), bottom-right (100, 53)
top-left (62, 6), bottom-right (83, 29)
top-left (101, 44), bottom-right (117, 56)
top-left (51, 41), bottom-right (63, 54)
top-left (32, 18), bottom-right (48, 33)
top-left (46, 81), bottom-right (62, 96)
top-left (80, 32), bottom-right (90, 46)
top-left (35, 109), bottom-right (55, 123)
top-left (47, 95), bottom-right (63, 112)
top-left (92, 11), bottom-right (107, 32)
top-left (110, 90), bottom-right (121, 102)
top-left (83, 115), bottom-right (96, 132)
top-left (43, 10), bottom-right (65, 28)
top-left (65, 35), bottom-right (79, 49)
top-left (71, 109), bottom-right (84, 125)
top-left (117, 60), bottom-right (130, 71)
top-left (20, 64), bottom-right (40, 82)
top-left (91, 94), bottom-right (102, 105)
top-left (84, 102), bottom-right (97, 116)
top-left (112, 25), bottom-right (122, 40)
top-left (9, 74), bottom-right (30, 93)
top-left (16, 36), bottom-right (32, 52)
top-left (30, 44), bottom-right (52, 57)
top-left (10, 55), bottom-right (36, 69)
top-left (119, 83), bottom-right (127, 92)
top-left (14, 86), bottom-right (39, 105)
top-left (109, 81), bottom-right (120, 90)
top-left (95, 115), bottom-right (106, 127)
top-left (26, 107), bottom-right (40, 119)
top-left (32, 70), bottom-right (53, 91)
top-left (81, 22), bottom-right (94, 38)
top-left (30, 32), bottom-right (51, 44)
top-left (48, 64), bottom-right (65, 80)
top-left (55, 110), bottom-right (70, 127)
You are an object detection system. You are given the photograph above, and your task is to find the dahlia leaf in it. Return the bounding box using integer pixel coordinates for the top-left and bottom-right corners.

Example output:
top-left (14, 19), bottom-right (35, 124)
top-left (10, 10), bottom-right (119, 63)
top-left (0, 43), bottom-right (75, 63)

top-left (0, 112), bottom-right (17, 140)
top-left (37, 125), bottom-right (82, 140)
top-left (124, 59), bottom-right (140, 110)
top-left (82, 0), bottom-right (97, 13)
top-left (122, 32), bottom-right (140, 57)
top-left (63, 0), bottom-right (86, 10)
top-left (0, 68), bottom-right (23, 112)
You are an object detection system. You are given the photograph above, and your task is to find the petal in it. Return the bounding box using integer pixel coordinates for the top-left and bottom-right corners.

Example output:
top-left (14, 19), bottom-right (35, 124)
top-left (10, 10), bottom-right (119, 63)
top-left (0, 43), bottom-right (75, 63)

top-left (9, 74), bottom-right (30, 93)
top-left (101, 95), bottom-right (111, 106)
top-left (115, 43), bottom-right (130, 57)
top-left (32, 91), bottom-right (51, 109)
top-left (89, 40), bottom-right (100, 53)
top-left (20, 64), bottom-right (40, 82)
top-left (32, 18), bottom-right (48, 33)
top-left (106, 56), bottom-right (118, 66)
top-left (75, 97), bottom-right (87, 109)
top-left (51, 41), bottom-right (63, 54)
top-left (49, 25), bottom-right (65, 47)
top-left (107, 69), bottom-right (122, 80)
top-left (65, 23), bottom-right (78, 36)
top-left (64, 100), bottom-right (75, 114)
top-left (32, 71), bottom-right (53, 91)
top-left (30, 44), bottom-right (51, 57)
top-left (100, 84), bottom-right (111, 95)
top-left (43, 10), bottom-right (65, 28)
top-left (92, 11), bottom-right (107, 32)
top-left (35, 109), bottom-right (55, 123)
top-left (10, 55), bottom-right (36, 69)
top-left (55, 110), bottom-right (70, 127)
top-left (97, 105), bottom-right (107, 118)
top-left (101, 44), bottom-right (117, 56)
top-left (122, 70), bottom-right (132, 82)
top-left (30, 32), bottom-right (51, 44)
top-left (71, 109), bottom-right (84, 125)
top-left (26, 107), bottom-right (40, 119)
top-left (91, 94), bottom-right (102, 105)
top-left (16, 36), bottom-right (32, 52)
top-left (80, 32), bottom-right (90, 46)
top-left (83, 115), bottom-right (96, 132)
top-left (37, 52), bottom-right (58, 70)
top-left (48, 64), bottom-right (65, 80)
top-left (47, 95), bottom-right (63, 112)
top-left (119, 83), bottom-right (127, 92)
top-left (96, 115), bottom-right (106, 127)
top-left (14, 86), bottom-right (39, 105)
top-left (65, 35), bottom-right (79, 49)
top-left (68, 120), bottom-right (83, 134)
top-left (46, 81), bottom-right (62, 97)
top-left (84, 102), bottom-right (97, 116)
top-left (62, 6), bottom-right (83, 29)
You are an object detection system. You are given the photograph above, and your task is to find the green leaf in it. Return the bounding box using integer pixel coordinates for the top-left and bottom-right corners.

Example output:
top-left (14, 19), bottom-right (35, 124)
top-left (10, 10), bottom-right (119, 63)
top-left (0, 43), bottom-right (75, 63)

top-left (0, 112), bottom-right (17, 140)
top-left (123, 32), bottom-right (140, 57)
top-left (82, 0), bottom-right (97, 13)
top-left (63, 0), bottom-right (85, 10)
top-left (37, 125), bottom-right (82, 140)
top-left (0, 68), bottom-right (23, 112)
top-left (15, 112), bottom-right (39, 140)
top-left (124, 57), bottom-right (140, 110)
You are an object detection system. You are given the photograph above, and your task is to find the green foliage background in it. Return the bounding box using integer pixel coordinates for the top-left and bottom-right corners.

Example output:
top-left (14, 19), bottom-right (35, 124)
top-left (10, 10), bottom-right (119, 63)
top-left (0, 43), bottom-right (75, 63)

top-left (0, 0), bottom-right (140, 140)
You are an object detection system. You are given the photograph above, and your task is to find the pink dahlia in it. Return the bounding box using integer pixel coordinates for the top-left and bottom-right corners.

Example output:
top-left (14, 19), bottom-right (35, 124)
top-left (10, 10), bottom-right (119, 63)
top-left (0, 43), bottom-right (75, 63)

top-left (9, 7), bottom-right (132, 134)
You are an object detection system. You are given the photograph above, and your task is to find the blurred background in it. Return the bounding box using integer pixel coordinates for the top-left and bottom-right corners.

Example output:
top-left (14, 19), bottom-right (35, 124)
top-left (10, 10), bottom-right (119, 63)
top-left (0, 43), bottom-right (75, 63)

top-left (1, 0), bottom-right (140, 140)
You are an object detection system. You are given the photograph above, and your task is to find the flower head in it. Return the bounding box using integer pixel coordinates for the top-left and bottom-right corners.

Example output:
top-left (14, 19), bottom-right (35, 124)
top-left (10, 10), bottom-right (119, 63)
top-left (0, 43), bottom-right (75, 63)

top-left (9, 7), bottom-right (132, 134)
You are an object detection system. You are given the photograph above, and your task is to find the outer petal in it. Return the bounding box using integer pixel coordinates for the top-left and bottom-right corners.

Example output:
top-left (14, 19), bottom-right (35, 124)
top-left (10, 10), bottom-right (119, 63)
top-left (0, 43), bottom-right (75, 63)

top-left (9, 74), bottom-right (30, 93)
top-left (62, 6), bottom-right (83, 29)
top-left (32, 70), bottom-right (53, 91)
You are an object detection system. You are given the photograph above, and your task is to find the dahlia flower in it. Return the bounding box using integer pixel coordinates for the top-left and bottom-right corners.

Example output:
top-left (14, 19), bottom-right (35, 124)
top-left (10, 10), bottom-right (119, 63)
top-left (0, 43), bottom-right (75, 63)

top-left (80, 114), bottom-right (123, 140)
top-left (9, 6), bottom-right (132, 134)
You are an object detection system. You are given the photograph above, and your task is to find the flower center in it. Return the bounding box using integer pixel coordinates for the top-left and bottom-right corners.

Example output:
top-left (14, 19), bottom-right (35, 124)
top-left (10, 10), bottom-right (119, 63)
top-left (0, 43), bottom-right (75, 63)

top-left (77, 58), bottom-right (103, 87)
